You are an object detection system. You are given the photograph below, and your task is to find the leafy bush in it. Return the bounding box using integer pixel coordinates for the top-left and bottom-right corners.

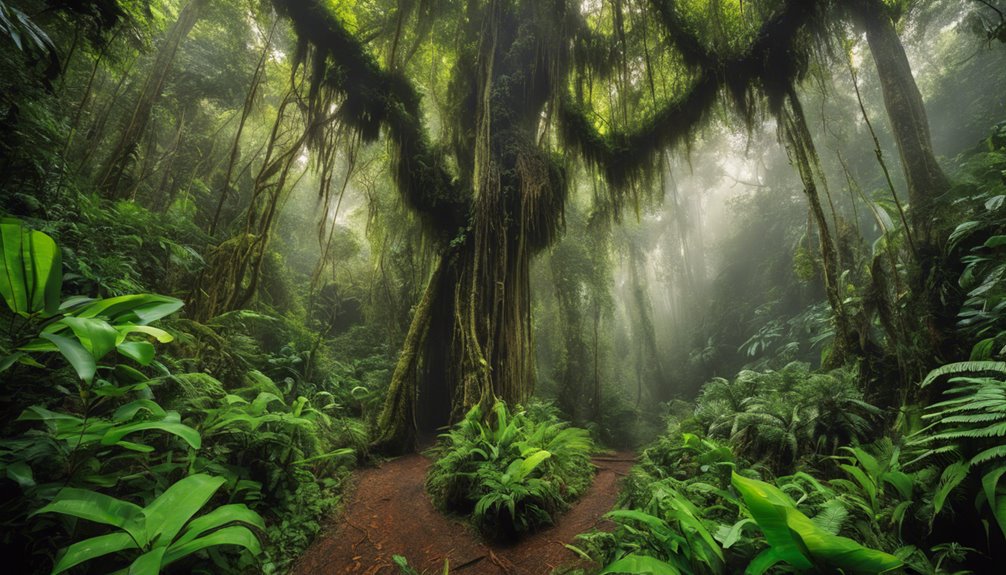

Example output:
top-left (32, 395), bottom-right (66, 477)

top-left (0, 221), bottom-right (359, 573)
top-left (694, 363), bottom-right (880, 473)
top-left (35, 474), bottom-right (263, 574)
top-left (426, 401), bottom-right (594, 539)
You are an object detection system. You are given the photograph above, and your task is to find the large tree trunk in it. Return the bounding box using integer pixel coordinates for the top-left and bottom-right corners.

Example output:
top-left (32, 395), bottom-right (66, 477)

top-left (98, 0), bottom-right (208, 199)
top-left (852, 0), bottom-right (955, 379)
top-left (853, 0), bottom-right (950, 244)
top-left (375, 0), bottom-right (566, 452)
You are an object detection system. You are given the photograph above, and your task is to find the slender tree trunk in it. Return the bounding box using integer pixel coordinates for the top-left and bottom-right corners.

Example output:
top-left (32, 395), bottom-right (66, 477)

top-left (209, 16), bottom-right (278, 237)
top-left (782, 91), bottom-right (860, 366)
top-left (98, 0), bottom-right (208, 199)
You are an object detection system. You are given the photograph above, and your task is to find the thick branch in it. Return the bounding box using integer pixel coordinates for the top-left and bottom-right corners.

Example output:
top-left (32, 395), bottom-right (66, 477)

top-left (272, 0), bottom-right (469, 242)
top-left (561, 0), bottom-right (824, 190)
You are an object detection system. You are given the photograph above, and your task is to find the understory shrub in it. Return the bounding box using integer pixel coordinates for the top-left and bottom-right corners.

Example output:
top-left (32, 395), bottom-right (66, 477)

top-left (426, 401), bottom-right (595, 539)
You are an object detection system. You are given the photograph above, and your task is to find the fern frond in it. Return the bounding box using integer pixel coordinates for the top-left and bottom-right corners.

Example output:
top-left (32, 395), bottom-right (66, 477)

top-left (920, 362), bottom-right (1006, 388)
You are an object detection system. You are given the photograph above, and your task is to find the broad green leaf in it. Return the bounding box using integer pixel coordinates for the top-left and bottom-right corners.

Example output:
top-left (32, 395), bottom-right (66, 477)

top-left (5, 461), bottom-right (34, 487)
top-left (61, 317), bottom-right (119, 360)
top-left (143, 474), bottom-right (226, 546)
top-left (117, 341), bottom-right (155, 365)
top-left (981, 467), bottom-right (1006, 537)
top-left (785, 504), bottom-right (902, 573)
top-left (606, 509), bottom-right (673, 540)
top-left (52, 532), bottom-right (138, 575)
top-left (715, 517), bottom-right (754, 548)
top-left (174, 504), bottom-right (265, 547)
top-left (733, 473), bottom-right (902, 574)
top-left (745, 547), bottom-right (787, 575)
top-left (933, 461), bottom-right (970, 516)
top-left (114, 364), bottom-right (150, 383)
top-left (599, 554), bottom-right (682, 574)
top-left (515, 450), bottom-right (551, 481)
top-left (38, 332), bottom-right (95, 382)
top-left (101, 420), bottom-right (202, 450)
top-left (163, 525), bottom-right (261, 567)
top-left (113, 400), bottom-right (167, 421)
top-left (732, 472), bottom-right (812, 570)
top-left (34, 488), bottom-right (146, 545)
top-left (117, 324), bottom-right (174, 344)
top-left (0, 220), bottom-right (62, 317)
top-left (0, 351), bottom-right (24, 373)
top-left (984, 235), bottom-right (1006, 249)
top-left (127, 546), bottom-right (166, 575)
top-left (882, 471), bottom-right (914, 500)
top-left (72, 294), bottom-right (183, 325)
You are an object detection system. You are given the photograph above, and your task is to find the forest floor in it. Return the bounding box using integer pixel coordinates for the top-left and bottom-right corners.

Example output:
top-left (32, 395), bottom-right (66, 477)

top-left (291, 451), bottom-right (636, 575)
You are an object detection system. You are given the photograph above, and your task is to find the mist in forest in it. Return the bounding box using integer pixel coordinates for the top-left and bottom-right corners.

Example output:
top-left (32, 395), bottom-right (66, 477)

top-left (4, 1), bottom-right (1006, 573)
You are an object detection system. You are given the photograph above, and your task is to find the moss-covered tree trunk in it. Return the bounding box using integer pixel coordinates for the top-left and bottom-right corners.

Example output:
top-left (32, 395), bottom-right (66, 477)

top-left (374, 0), bottom-right (567, 452)
top-left (854, 0), bottom-right (949, 244)
top-left (851, 0), bottom-right (955, 380)
top-left (781, 91), bottom-right (862, 367)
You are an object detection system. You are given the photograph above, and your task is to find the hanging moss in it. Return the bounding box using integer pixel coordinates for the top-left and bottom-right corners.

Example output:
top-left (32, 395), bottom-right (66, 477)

top-left (559, 0), bottom-right (827, 194)
top-left (271, 0), bottom-right (470, 243)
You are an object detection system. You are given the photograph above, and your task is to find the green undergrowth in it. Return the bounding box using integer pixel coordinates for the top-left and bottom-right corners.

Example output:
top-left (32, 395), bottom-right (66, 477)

top-left (425, 400), bottom-right (596, 540)
top-left (570, 364), bottom-right (1006, 574)
top-left (0, 219), bottom-right (366, 574)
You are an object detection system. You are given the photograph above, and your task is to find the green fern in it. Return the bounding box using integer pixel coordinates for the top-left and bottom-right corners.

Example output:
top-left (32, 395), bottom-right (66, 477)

top-left (919, 362), bottom-right (1006, 388)
top-left (909, 368), bottom-right (1006, 539)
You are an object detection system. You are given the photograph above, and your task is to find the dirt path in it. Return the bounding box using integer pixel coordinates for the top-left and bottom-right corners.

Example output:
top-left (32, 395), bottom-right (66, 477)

top-left (291, 452), bottom-right (635, 575)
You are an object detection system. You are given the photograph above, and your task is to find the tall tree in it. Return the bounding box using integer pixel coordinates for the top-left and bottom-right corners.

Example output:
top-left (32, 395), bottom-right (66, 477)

top-left (97, 0), bottom-right (209, 198)
top-left (272, 0), bottom-right (878, 451)
top-left (847, 0), bottom-right (951, 246)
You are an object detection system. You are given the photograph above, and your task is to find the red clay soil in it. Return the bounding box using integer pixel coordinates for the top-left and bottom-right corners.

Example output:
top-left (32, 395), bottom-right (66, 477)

top-left (290, 452), bottom-right (636, 575)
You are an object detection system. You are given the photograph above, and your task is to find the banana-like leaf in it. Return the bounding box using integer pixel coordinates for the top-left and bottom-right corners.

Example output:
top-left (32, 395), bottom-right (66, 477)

top-left (733, 473), bottom-right (902, 574)
top-left (71, 294), bottom-right (183, 325)
top-left (38, 332), bottom-right (95, 382)
top-left (143, 474), bottom-right (226, 546)
top-left (982, 466), bottom-right (1006, 538)
top-left (117, 341), bottom-right (155, 365)
top-left (127, 546), bottom-right (166, 575)
top-left (515, 450), bottom-right (551, 481)
top-left (173, 503), bottom-right (265, 547)
top-left (606, 509), bottom-right (673, 541)
top-left (599, 554), bottom-right (682, 574)
top-left (61, 316), bottom-right (119, 361)
top-left (101, 420), bottom-right (202, 450)
top-left (116, 324), bottom-right (174, 344)
top-left (0, 220), bottom-right (61, 317)
top-left (162, 525), bottom-right (261, 567)
top-left (34, 488), bottom-right (146, 545)
top-left (732, 473), bottom-right (813, 571)
top-left (51, 532), bottom-right (138, 575)
top-left (113, 400), bottom-right (167, 421)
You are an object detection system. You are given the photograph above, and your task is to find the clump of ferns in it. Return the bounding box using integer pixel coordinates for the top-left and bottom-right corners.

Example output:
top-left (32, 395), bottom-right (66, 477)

top-left (905, 362), bottom-right (1006, 539)
top-left (425, 401), bottom-right (595, 538)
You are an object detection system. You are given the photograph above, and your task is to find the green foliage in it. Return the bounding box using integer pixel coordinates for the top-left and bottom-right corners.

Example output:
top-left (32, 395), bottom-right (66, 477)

top-left (0, 222), bottom-right (357, 573)
top-left (695, 363), bottom-right (880, 473)
top-left (426, 401), bottom-right (594, 538)
top-left (731, 472), bottom-right (903, 574)
top-left (947, 144), bottom-right (1006, 361)
top-left (35, 473), bottom-right (263, 574)
top-left (908, 366), bottom-right (1006, 539)
top-left (0, 218), bottom-right (62, 318)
